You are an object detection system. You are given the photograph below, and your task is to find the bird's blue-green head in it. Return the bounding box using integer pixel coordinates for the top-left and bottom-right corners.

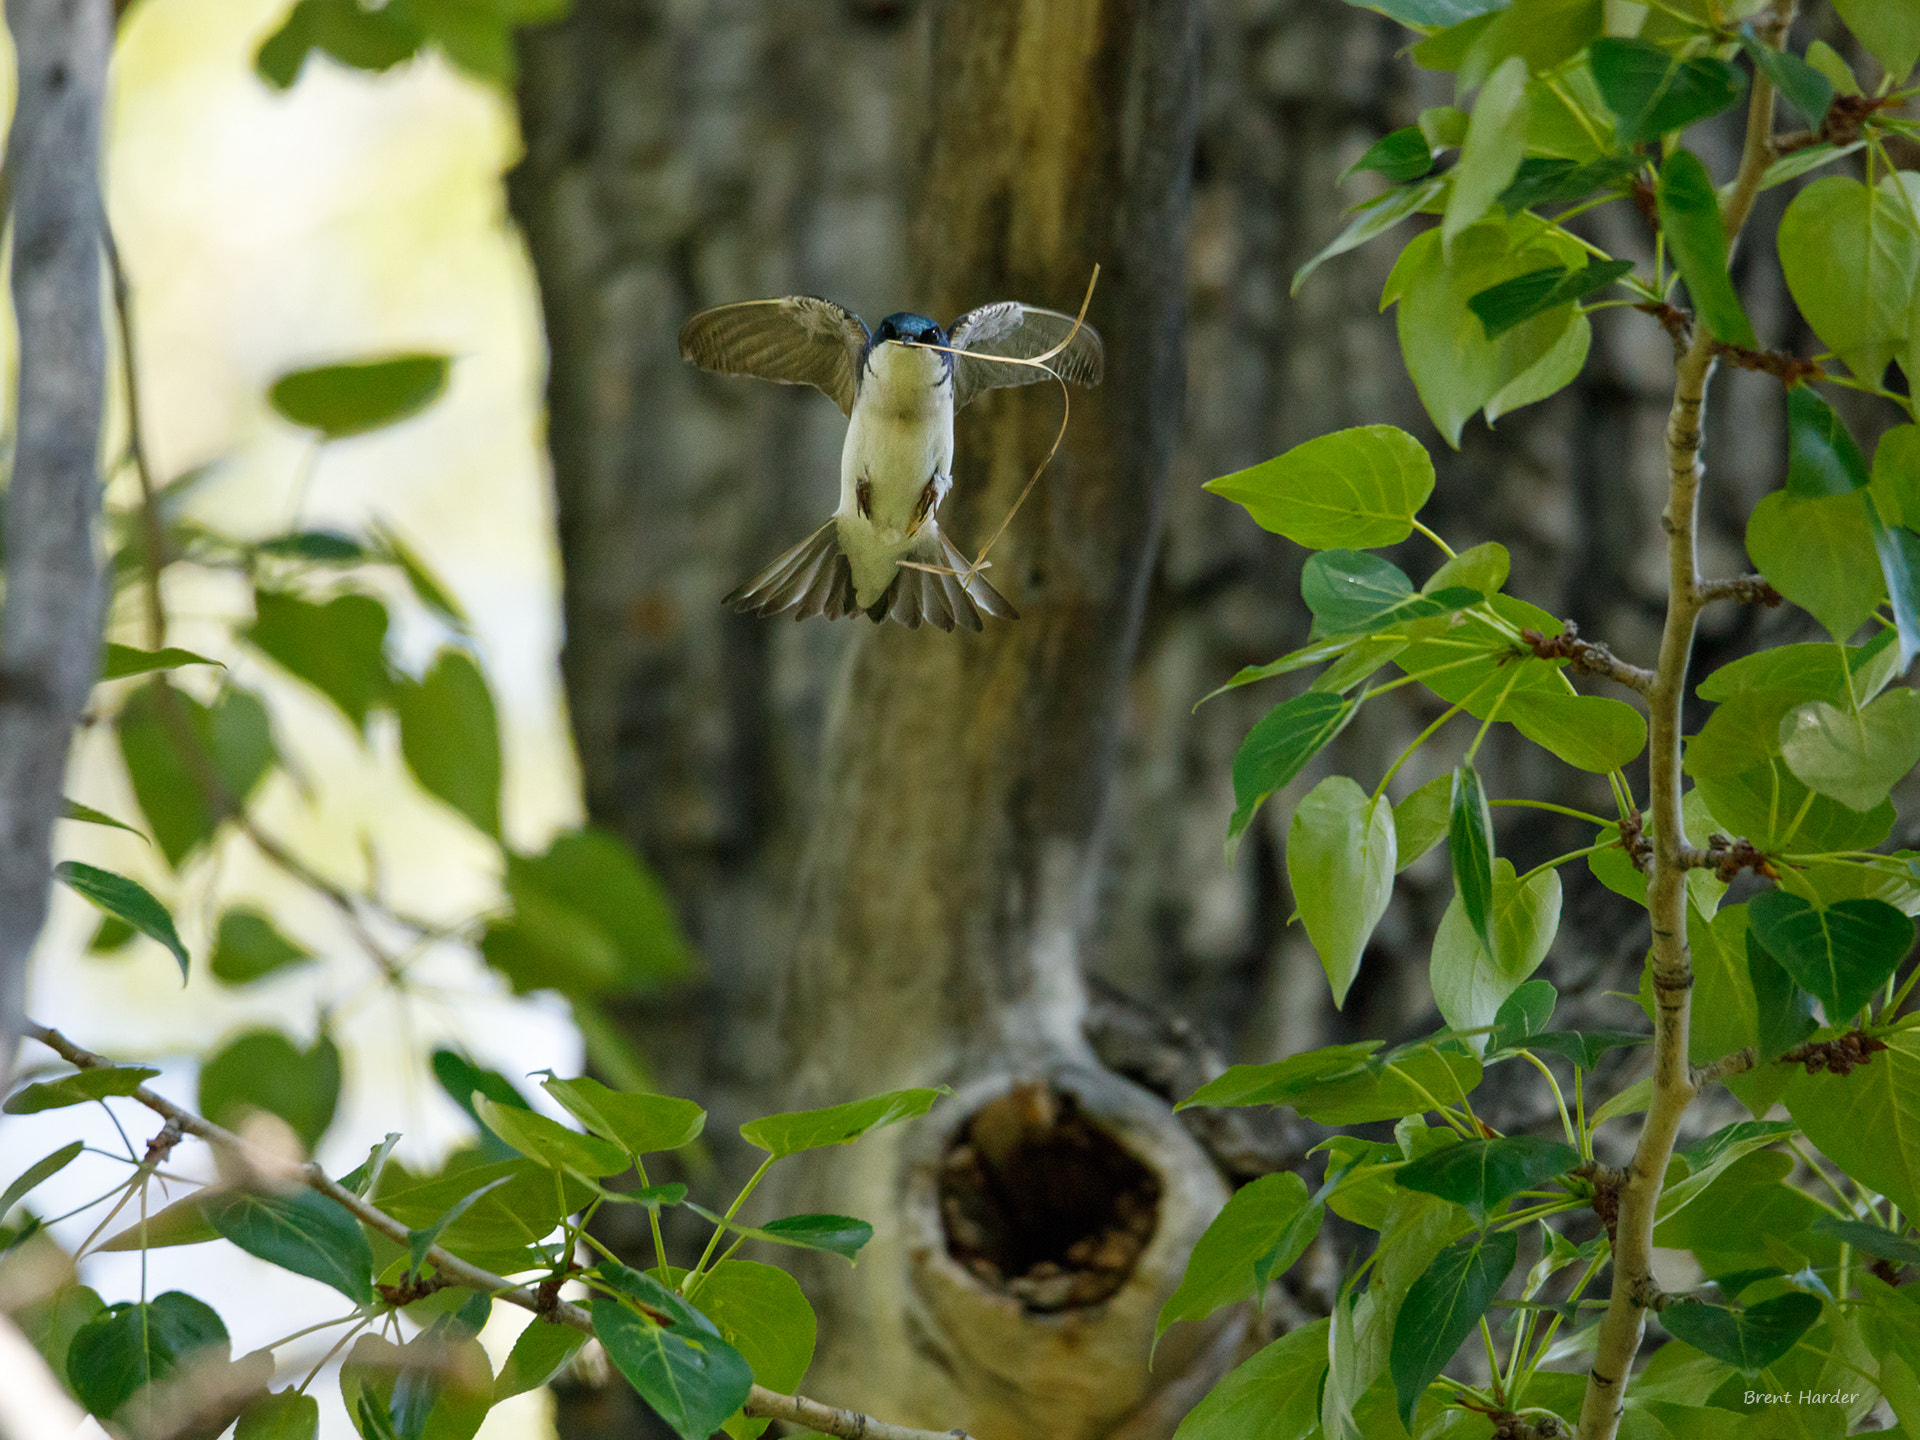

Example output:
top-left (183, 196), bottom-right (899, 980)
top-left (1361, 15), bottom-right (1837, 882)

top-left (872, 312), bottom-right (948, 348)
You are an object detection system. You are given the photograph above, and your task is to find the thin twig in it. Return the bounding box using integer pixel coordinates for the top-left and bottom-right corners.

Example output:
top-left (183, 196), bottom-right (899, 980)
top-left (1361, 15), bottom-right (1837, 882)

top-left (19, 1022), bottom-right (973, 1440)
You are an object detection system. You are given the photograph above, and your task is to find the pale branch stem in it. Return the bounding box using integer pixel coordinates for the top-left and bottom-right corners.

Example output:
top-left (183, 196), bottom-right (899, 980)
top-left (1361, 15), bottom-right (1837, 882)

top-left (19, 1023), bottom-right (973, 1440)
top-left (0, 0), bottom-right (113, 1090)
top-left (1573, 25), bottom-right (1783, 1440)
top-left (1520, 623), bottom-right (1655, 696)
top-left (1690, 1048), bottom-right (1756, 1089)
top-left (1694, 575), bottom-right (1782, 607)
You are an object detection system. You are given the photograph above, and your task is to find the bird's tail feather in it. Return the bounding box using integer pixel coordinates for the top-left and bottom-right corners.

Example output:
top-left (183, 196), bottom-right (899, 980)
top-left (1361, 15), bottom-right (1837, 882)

top-left (725, 521), bottom-right (1017, 631)
top-left (725, 522), bottom-right (863, 621)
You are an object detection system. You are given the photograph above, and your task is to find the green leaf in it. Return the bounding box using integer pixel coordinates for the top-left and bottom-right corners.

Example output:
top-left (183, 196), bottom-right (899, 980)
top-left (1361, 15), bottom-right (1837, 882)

top-left (1777, 175), bottom-right (1920, 384)
top-left (1657, 149), bottom-right (1756, 347)
top-left (1487, 977), bottom-right (1555, 1051)
top-left (5, 1063), bottom-right (161, 1115)
top-left (210, 909), bottom-right (315, 985)
top-left (473, 1094), bottom-right (631, 1177)
top-left (1866, 508), bottom-right (1920, 672)
top-left (593, 1269), bottom-right (753, 1440)
top-left (406, 1178), bottom-right (512, 1277)
top-left (1468, 258), bottom-right (1634, 340)
top-left (1383, 222), bottom-right (1587, 446)
top-left (1228, 691), bottom-right (1357, 850)
top-left (1658, 1119), bottom-right (1800, 1222)
top-left (740, 1087), bottom-right (944, 1158)
top-left (1182, 1040), bottom-right (1481, 1125)
top-left (431, 1049), bottom-right (531, 1132)
top-left (1694, 754), bottom-right (1894, 854)
top-left (1392, 773), bottom-right (1453, 872)
top-left (494, 1320), bottom-right (586, 1402)
top-left (1346, 127), bottom-right (1435, 184)
top-left (1522, 1028), bottom-right (1648, 1070)
top-left (255, 528), bottom-right (368, 563)
top-left (1831, 0), bottom-right (1920, 82)
top-left (481, 829), bottom-right (694, 998)
top-left (373, 1155), bottom-right (590, 1257)
top-left (1448, 764), bottom-right (1496, 954)
top-left (683, 1204), bottom-right (872, 1263)
top-left (688, 1260), bottom-right (817, 1440)
top-left (1745, 489), bottom-right (1885, 641)
top-left (1660, 1293), bottom-right (1822, 1376)
top-left (1809, 1216), bottom-right (1920, 1267)
top-left (0, 1140), bottom-right (84, 1218)
top-left (68, 1291), bottom-right (228, 1420)
top-left (1204, 424), bottom-right (1436, 548)
top-left (94, 1189), bottom-right (222, 1251)
top-left (1156, 1172), bottom-right (1323, 1343)
top-left (374, 521), bottom-right (469, 627)
top-left (1497, 154), bottom-right (1643, 214)
top-left (1431, 859), bottom-right (1562, 1046)
top-left (1786, 386), bottom-right (1871, 499)
top-left (101, 643), bottom-right (224, 680)
top-left (1393, 1134), bottom-right (1579, 1215)
top-left (1786, 1030), bottom-right (1920, 1221)
top-left (205, 1188), bottom-right (375, 1306)
top-left (1749, 929), bottom-right (1818, 1062)
top-left (540, 1075), bottom-right (706, 1157)
top-left (248, 589), bottom-right (390, 732)
top-left (1302, 551), bottom-right (1414, 635)
top-left (238, 1390), bottom-right (321, 1440)
top-left (59, 801), bottom-right (144, 843)
top-left (269, 354), bottom-right (450, 439)
top-left (1737, 29), bottom-right (1834, 128)
top-left (1805, 39), bottom-right (1862, 96)
top-left (1390, 1229), bottom-right (1519, 1426)
top-left (340, 1331), bottom-right (492, 1440)
top-left (394, 650), bottom-right (502, 837)
top-left (1778, 689), bottom-right (1920, 812)
top-left (1746, 891), bottom-right (1913, 1023)
top-left (1698, 631), bottom-right (1898, 703)
top-left (1443, 56), bottom-right (1530, 248)
top-left (1292, 179), bottom-right (1447, 296)
top-left (1360, 0), bottom-right (1507, 25)
top-left (1591, 38), bottom-right (1746, 144)
top-left (117, 684), bottom-right (275, 869)
top-left (1288, 777), bottom-right (1397, 1008)
top-left (54, 862), bottom-right (188, 981)
top-left (1169, 1319), bottom-right (1329, 1440)
top-left (200, 1029), bottom-right (342, 1154)
top-left (1871, 424), bottom-right (1920, 530)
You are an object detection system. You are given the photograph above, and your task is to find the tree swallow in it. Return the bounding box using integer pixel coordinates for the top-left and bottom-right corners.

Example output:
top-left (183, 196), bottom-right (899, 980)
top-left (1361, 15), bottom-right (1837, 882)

top-left (679, 296), bottom-right (1104, 631)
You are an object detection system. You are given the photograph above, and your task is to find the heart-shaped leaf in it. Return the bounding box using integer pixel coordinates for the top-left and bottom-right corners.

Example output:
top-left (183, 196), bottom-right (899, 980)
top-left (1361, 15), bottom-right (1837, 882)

top-left (1288, 776), bottom-right (1396, 1008)
top-left (1486, 978), bottom-right (1556, 1052)
top-left (1156, 1171), bottom-right (1323, 1343)
top-left (1747, 891), bottom-right (1914, 1023)
top-left (474, 1095), bottom-right (631, 1177)
top-left (593, 1269), bottom-right (752, 1440)
top-left (1778, 175), bottom-right (1920, 383)
top-left (1205, 424), bottom-right (1436, 547)
top-left (1779, 689), bottom-right (1920, 812)
top-left (1591, 38), bottom-right (1746, 144)
top-left (1431, 860), bottom-right (1562, 1045)
top-left (540, 1075), bottom-right (707, 1157)
top-left (1748, 930), bottom-right (1818, 1062)
top-left (1448, 764), bottom-right (1495, 954)
top-left (1659, 1292), bottom-right (1822, 1375)
top-left (739, 1087), bottom-right (944, 1158)
top-left (199, 1029), bottom-right (342, 1154)
top-left (205, 1188), bottom-right (375, 1307)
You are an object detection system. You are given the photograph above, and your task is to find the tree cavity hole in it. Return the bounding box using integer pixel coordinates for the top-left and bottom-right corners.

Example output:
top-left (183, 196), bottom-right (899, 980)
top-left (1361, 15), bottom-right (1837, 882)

top-left (938, 1082), bottom-right (1161, 1312)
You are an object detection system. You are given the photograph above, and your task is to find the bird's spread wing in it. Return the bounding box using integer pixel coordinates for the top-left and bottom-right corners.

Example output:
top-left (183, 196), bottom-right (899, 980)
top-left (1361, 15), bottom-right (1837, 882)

top-left (679, 297), bottom-right (871, 416)
top-left (947, 302), bottom-right (1105, 410)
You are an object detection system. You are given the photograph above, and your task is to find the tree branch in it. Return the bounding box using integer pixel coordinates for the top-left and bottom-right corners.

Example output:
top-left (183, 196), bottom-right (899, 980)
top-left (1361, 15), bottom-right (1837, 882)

top-left (1573, 19), bottom-right (1784, 1438)
top-left (19, 1022), bottom-right (972, 1440)
top-left (0, 0), bottom-right (114, 1088)
top-left (1694, 575), bottom-right (1782, 607)
top-left (1520, 623), bottom-right (1654, 696)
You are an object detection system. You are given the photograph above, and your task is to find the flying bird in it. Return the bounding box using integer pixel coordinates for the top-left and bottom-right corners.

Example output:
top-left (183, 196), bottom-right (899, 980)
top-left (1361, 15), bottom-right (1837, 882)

top-left (679, 296), bottom-right (1104, 631)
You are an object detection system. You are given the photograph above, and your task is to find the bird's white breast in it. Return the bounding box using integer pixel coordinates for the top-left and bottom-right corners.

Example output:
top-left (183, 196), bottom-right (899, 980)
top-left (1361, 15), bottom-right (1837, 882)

top-left (837, 342), bottom-right (955, 605)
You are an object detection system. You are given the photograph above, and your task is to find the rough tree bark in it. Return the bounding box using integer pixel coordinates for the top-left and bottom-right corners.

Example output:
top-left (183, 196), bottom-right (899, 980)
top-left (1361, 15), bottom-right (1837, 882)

top-left (0, 0), bottom-right (111, 1088)
top-left (765, 4), bottom-right (1225, 1437)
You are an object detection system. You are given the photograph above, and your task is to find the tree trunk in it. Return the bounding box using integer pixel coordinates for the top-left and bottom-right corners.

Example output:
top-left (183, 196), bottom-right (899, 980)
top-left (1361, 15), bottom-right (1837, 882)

top-left (0, 0), bottom-right (111, 1086)
top-left (767, 4), bottom-right (1221, 1436)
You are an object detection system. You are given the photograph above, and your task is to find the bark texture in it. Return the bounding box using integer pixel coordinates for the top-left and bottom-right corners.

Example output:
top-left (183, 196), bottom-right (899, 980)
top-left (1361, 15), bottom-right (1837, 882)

top-left (509, 1), bottom-right (1817, 1435)
top-left (0, 0), bottom-right (111, 1086)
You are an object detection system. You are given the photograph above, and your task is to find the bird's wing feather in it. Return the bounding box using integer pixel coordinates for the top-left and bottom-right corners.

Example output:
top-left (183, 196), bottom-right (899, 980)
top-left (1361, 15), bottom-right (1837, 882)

top-left (679, 297), bottom-right (870, 416)
top-left (947, 303), bottom-right (1104, 410)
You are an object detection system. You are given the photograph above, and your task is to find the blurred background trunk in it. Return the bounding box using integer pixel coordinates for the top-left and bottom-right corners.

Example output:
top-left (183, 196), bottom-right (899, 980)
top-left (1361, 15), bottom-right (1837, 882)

top-left (508, 0), bottom-right (1802, 1435)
